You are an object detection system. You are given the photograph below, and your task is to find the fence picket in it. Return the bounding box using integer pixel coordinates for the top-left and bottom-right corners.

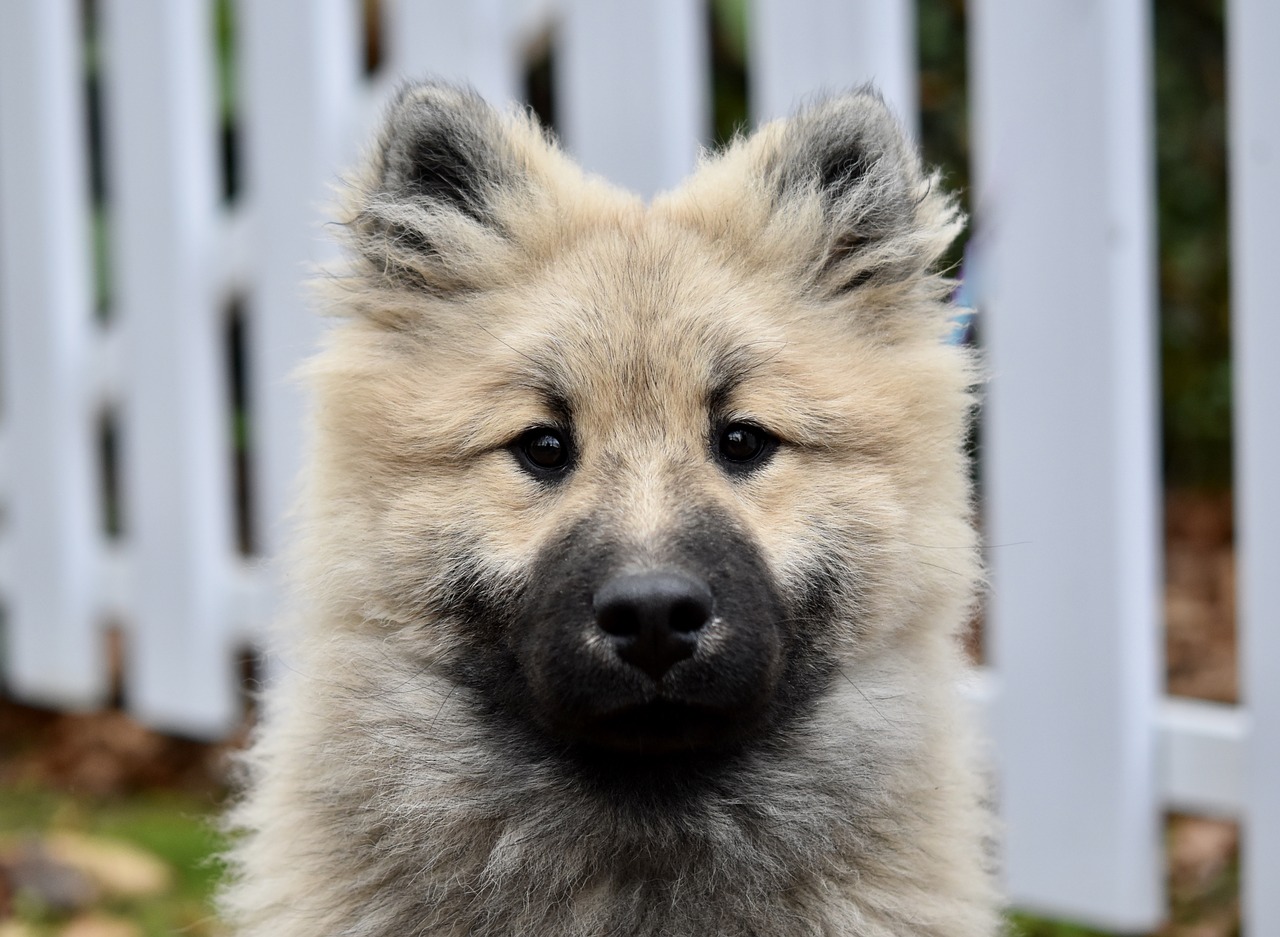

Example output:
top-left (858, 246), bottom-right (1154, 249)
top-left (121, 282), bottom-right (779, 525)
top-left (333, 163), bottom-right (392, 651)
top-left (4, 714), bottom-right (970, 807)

top-left (558, 0), bottom-right (708, 198)
top-left (99, 0), bottom-right (238, 737)
top-left (971, 0), bottom-right (1164, 928)
top-left (1228, 0), bottom-right (1280, 931)
top-left (750, 0), bottom-right (917, 129)
top-left (238, 0), bottom-right (362, 589)
top-left (0, 0), bottom-right (104, 707)
top-left (388, 0), bottom-right (522, 106)
top-left (0, 2), bottom-right (1274, 930)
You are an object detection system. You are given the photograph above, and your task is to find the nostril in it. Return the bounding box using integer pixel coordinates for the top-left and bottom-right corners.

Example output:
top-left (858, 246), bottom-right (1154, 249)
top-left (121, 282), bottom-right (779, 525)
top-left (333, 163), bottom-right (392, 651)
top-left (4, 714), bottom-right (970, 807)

top-left (669, 597), bottom-right (710, 634)
top-left (597, 603), bottom-right (641, 638)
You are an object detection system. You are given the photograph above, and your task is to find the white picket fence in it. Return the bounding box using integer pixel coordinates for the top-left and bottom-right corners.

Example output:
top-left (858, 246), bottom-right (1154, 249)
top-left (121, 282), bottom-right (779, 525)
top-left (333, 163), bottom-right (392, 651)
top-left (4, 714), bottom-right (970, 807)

top-left (0, 1), bottom-right (1276, 933)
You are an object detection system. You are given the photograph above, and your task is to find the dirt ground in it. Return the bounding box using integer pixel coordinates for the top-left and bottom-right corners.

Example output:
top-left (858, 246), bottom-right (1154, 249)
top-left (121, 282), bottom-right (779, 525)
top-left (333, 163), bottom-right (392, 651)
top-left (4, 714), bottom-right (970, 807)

top-left (1160, 489), bottom-right (1239, 937)
top-left (0, 489), bottom-right (1243, 936)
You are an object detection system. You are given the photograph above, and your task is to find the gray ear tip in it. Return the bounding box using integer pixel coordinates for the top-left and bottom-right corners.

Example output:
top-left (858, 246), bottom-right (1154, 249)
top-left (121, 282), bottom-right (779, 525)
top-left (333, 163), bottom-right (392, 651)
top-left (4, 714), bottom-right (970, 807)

top-left (771, 86), bottom-right (921, 204)
top-left (343, 79), bottom-right (546, 297)
top-left (391, 77), bottom-right (476, 103)
top-left (788, 87), bottom-right (918, 166)
top-left (385, 79), bottom-right (492, 126)
top-left (756, 83), bottom-right (950, 293)
top-left (798, 86), bottom-right (909, 139)
top-left (368, 77), bottom-right (511, 221)
top-left (840, 82), bottom-right (891, 109)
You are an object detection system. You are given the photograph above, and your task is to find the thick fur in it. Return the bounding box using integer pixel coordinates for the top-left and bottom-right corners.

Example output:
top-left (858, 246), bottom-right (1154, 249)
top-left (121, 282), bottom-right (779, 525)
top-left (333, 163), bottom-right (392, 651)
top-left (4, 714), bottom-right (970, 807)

top-left (222, 83), bottom-right (999, 936)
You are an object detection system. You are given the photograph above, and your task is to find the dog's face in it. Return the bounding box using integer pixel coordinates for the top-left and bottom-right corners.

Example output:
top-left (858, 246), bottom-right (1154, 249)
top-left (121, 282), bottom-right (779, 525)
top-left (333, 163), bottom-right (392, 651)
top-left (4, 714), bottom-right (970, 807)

top-left (304, 85), bottom-right (975, 765)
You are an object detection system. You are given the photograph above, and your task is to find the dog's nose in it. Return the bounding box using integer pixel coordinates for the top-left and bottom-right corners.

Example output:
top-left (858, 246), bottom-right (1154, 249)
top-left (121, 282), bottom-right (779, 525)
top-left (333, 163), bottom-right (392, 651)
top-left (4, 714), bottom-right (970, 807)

top-left (593, 572), bottom-right (713, 681)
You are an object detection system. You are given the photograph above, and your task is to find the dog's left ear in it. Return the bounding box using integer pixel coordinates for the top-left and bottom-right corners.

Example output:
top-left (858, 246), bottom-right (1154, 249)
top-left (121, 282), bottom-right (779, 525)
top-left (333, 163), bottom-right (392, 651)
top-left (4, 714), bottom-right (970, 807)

top-left (667, 89), bottom-right (961, 297)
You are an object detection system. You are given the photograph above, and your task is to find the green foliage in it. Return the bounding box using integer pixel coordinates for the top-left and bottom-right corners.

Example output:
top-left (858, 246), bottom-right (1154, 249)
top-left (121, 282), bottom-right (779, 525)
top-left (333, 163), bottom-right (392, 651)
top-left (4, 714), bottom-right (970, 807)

top-left (917, 0), bottom-right (971, 278)
top-left (1153, 0), bottom-right (1231, 487)
top-left (709, 0), bottom-right (750, 148)
top-left (214, 0), bottom-right (237, 124)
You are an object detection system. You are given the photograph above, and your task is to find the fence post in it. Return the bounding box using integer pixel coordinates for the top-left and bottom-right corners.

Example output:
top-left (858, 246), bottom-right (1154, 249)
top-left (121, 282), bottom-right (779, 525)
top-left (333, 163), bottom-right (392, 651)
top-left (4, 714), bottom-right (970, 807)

top-left (237, 0), bottom-right (361, 618)
top-left (0, 0), bottom-right (104, 707)
top-left (1227, 0), bottom-right (1280, 931)
top-left (387, 0), bottom-right (521, 106)
top-left (558, 0), bottom-right (708, 198)
top-left (99, 0), bottom-right (238, 737)
top-left (750, 0), bottom-right (917, 130)
top-left (970, 0), bottom-right (1164, 928)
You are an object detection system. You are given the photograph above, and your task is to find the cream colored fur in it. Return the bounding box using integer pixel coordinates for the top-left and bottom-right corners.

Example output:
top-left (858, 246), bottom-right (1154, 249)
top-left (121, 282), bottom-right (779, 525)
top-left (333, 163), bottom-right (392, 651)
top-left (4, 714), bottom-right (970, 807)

top-left (221, 83), bottom-right (1000, 936)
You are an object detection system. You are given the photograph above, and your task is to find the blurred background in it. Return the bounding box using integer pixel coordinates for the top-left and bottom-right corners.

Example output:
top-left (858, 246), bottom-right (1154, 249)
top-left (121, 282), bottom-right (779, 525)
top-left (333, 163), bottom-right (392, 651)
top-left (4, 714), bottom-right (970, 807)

top-left (0, 0), bottom-right (1274, 935)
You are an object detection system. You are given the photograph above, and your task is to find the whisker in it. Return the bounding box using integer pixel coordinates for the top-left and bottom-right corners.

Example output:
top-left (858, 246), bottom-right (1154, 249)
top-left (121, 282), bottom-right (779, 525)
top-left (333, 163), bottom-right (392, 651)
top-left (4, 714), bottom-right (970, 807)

top-left (839, 668), bottom-right (901, 731)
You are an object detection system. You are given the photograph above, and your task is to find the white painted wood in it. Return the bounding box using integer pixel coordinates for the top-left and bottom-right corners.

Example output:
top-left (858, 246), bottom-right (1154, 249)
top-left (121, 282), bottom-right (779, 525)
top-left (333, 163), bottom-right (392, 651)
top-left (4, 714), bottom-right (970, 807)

top-left (1227, 0), bottom-right (1280, 930)
top-left (90, 323), bottom-right (125, 410)
top-left (558, 0), bottom-right (708, 198)
top-left (3, 3), bottom-right (1280, 928)
top-left (0, 432), bottom-right (8, 518)
top-left (99, 0), bottom-right (238, 737)
top-left (970, 0), bottom-right (1164, 929)
top-left (509, 0), bottom-right (559, 50)
top-left (388, 0), bottom-right (521, 106)
top-left (218, 209), bottom-right (253, 304)
top-left (96, 544), bottom-right (128, 628)
top-left (751, 0), bottom-right (916, 129)
top-left (0, 0), bottom-right (104, 706)
top-left (238, 0), bottom-right (361, 597)
top-left (230, 559), bottom-right (269, 643)
top-left (1160, 698), bottom-right (1248, 818)
top-left (971, 682), bottom-right (1249, 820)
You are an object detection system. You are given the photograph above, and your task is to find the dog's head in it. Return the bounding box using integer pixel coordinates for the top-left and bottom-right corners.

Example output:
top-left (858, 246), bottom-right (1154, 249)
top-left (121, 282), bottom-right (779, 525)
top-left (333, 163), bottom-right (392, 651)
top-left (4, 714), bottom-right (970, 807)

top-left (302, 83), bottom-right (975, 763)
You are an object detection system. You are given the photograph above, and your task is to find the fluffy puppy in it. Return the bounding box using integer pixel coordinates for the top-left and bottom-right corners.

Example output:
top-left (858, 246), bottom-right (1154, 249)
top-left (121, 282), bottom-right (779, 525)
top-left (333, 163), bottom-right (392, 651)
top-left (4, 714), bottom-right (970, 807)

top-left (222, 82), bottom-right (999, 937)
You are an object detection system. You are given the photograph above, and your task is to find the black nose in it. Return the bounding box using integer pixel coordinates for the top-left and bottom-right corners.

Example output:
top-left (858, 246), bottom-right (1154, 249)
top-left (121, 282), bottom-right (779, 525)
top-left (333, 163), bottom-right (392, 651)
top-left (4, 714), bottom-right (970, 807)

top-left (593, 572), bottom-right (714, 681)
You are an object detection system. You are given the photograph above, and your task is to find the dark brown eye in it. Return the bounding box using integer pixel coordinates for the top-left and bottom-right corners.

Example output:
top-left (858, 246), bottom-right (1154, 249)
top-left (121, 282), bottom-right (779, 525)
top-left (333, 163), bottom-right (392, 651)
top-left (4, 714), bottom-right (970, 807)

top-left (515, 427), bottom-right (571, 475)
top-left (717, 422), bottom-right (777, 472)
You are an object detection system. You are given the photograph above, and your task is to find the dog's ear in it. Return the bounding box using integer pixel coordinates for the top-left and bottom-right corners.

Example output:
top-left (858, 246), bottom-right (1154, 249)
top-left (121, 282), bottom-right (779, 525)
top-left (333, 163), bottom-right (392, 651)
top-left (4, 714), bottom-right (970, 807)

top-left (340, 83), bottom-right (566, 297)
top-left (377, 84), bottom-right (518, 225)
top-left (670, 89), bottom-right (961, 298)
top-left (761, 90), bottom-right (959, 292)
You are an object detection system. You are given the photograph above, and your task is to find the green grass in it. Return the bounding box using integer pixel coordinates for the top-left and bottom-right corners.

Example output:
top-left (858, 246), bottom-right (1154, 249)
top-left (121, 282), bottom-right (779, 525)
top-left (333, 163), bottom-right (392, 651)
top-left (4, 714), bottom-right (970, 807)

top-left (1007, 912), bottom-right (1117, 936)
top-left (0, 784), bottom-right (227, 936)
top-left (0, 784), bottom-right (1165, 937)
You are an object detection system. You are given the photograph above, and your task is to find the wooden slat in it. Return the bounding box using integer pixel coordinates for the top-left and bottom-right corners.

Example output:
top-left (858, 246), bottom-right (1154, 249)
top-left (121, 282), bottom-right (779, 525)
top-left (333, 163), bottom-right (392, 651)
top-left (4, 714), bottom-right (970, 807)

top-left (237, 0), bottom-right (361, 594)
top-left (1159, 697), bottom-right (1248, 818)
top-left (970, 0), bottom-right (1164, 928)
top-left (969, 677), bottom-right (1250, 819)
top-left (750, 0), bottom-right (917, 128)
top-left (2, 3), bottom-right (1278, 930)
top-left (558, 0), bottom-right (708, 198)
top-left (1227, 0), bottom-right (1280, 930)
top-left (0, 0), bottom-right (104, 707)
top-left (387, 0), bottom-right (521, 106)
top-left (99, 0), bottom-right (238, 737)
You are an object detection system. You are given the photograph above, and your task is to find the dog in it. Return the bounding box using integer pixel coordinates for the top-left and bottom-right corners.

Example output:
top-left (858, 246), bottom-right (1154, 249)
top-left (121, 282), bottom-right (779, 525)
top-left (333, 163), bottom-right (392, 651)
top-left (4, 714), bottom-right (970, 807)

top-left (221, 81), bottom-right (999, 936)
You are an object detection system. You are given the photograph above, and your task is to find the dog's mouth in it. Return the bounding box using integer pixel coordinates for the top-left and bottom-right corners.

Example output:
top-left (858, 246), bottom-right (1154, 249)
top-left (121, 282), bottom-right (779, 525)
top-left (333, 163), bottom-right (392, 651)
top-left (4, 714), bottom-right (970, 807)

top-left (580, 700), bottom-right (738, 754)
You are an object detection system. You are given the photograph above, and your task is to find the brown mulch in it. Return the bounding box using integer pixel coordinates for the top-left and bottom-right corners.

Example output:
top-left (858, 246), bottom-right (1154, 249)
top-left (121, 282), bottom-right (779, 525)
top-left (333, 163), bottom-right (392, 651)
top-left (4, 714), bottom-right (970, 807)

top-left (1165, 489), bottom-right (1237, 704)
top-left (1159, 489), bottom-right (1239, 937)
top-left (0, 702), bottom-right (237, 800)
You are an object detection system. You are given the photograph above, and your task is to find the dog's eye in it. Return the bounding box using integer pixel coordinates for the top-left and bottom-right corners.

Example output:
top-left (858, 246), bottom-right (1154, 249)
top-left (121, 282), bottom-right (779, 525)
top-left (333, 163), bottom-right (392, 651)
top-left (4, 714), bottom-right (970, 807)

top-left (716, 422), bottom-right (777, 472)
top-left (514, 427), bottom-right (572, 476)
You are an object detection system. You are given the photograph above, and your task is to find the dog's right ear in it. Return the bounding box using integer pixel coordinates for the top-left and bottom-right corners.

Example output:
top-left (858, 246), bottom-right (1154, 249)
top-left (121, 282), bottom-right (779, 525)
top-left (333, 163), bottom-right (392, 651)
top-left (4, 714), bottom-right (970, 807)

top-left (376, 83), bottom-right (520, 227)
top-left (340, 82), bottom-right (565, 298)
